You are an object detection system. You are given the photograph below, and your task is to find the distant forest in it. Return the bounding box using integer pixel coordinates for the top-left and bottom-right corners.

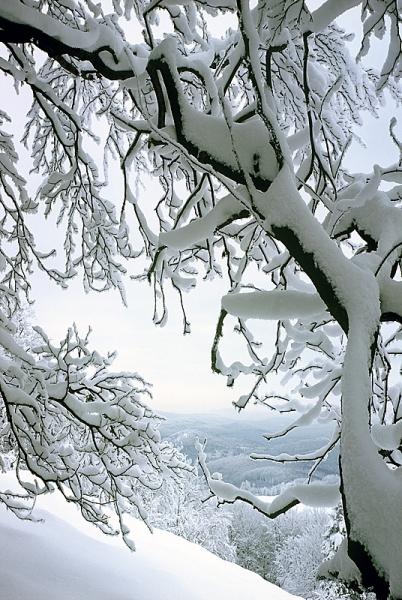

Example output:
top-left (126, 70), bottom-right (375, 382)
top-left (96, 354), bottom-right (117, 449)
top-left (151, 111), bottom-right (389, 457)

top-left (160, 413), bottom-right (337, 491)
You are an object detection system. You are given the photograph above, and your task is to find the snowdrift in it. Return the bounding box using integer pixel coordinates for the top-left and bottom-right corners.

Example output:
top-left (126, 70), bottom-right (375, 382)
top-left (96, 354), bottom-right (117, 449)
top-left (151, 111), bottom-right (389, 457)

top-left (0, 477), bottom-right (302, 600)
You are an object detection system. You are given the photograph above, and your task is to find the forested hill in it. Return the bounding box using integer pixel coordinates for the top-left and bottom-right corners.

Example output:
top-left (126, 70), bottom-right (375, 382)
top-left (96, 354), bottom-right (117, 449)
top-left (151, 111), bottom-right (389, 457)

top-left (159, 412), bottom-right (338, 490)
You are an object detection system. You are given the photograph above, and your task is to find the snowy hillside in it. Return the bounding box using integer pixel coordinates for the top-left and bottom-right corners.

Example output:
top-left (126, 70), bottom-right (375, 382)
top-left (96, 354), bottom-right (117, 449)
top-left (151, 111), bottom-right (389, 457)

top-left (0, 477), bottom-right (302, 600)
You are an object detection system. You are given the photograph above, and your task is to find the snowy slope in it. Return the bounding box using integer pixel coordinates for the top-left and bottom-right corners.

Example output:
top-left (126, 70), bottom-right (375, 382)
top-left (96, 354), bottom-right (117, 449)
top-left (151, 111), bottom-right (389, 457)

top-left (0, 477), bottom-right (303, 600)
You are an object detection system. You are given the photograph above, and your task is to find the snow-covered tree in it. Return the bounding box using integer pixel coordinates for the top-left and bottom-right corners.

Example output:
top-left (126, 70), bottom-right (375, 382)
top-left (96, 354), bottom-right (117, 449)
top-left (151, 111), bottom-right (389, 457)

top-left (230, 501), bottom-right (329, 595)
top-left (0, 0), bottom-right (401, 595)
top-left (0, 81), bottom-right (190, 545)
top-left (230, 501), bottom-right (283, 582)
top-left (273, 509), bottom-right (328, 597)
top-left (138, 469), bottom-right (236, 561)
top-left (0, 311), bottom-right (191, 548)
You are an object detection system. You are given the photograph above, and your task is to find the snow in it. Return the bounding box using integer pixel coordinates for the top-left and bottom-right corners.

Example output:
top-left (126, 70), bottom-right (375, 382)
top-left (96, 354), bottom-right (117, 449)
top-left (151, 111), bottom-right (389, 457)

top-left (340, 319), bottom-right (402, 598)
top-left (253, 165), bottom-right (380, 329)
top-left (318, 539), bottom-right (362, 585)
top-left (0, 474), bottom-right (303, 600)
top-left (0, 1), bottom-right (132, 75)
top-left (222, 290), bottom-right (326, 320)
top-left (159, 192), bottom-right (243, 250)
top-left (0, 325), bottom-right (35, 366)
top-left (197, 441), bottom-right (339, 522)
top-left (207, 476), bottom-right (339, 514)
top-left (150, 38), bottom-right (279, 187)
top-left (182, 108), bottom-right (279, 182)
top-left (371, 420), bottom-right (402, 452)
top-left (310, 0), bottom-right (362, 33)
top-left (381, 279), bottom-right (402, 319)
top-left (1, 0), bottom-right (401, 595)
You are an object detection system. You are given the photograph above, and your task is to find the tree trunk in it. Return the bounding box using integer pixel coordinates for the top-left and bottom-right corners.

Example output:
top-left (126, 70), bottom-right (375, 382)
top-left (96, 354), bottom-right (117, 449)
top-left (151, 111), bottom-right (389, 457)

top-left (340, 315), bottom-right (402, 599)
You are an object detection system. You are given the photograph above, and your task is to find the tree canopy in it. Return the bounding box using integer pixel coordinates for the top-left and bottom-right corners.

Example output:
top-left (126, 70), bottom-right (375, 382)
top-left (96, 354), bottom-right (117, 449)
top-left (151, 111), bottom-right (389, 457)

top-left (0, 0), bottom-right (401, 597)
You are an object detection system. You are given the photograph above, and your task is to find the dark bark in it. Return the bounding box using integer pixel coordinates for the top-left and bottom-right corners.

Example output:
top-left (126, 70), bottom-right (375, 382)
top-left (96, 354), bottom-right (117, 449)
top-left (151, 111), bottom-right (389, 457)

top-left (271, 224), bottom-right (349, 333)
top-left (0, 13), bottom-right (133, 80)
top-left (147, 56), bottom-right (273, 192)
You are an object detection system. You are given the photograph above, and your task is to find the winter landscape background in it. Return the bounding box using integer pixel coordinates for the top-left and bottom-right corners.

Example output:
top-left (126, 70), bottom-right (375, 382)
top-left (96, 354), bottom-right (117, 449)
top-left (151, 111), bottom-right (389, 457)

top-left (0, 0), bottom-right (401, 598)
top-left (0, 417), bottom-right (344, 600)
top-left (160, 411), bottom-right (337, 489)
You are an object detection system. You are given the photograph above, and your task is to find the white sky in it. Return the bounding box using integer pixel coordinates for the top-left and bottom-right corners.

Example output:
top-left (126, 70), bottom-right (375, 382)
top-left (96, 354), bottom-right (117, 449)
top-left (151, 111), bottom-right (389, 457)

top-left (2, 3), bottom-right (401, 414)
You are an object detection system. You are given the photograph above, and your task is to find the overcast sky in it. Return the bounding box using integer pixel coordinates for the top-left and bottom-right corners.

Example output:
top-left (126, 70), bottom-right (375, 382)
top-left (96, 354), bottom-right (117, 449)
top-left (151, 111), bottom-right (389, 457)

top-left (2, 4), bottom-right (401, 415)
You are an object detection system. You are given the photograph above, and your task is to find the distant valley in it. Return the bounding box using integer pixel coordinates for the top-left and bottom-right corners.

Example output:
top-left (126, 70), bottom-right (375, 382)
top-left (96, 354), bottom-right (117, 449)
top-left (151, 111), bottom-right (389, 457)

top-left (159, 411), bottom-right (338, 491)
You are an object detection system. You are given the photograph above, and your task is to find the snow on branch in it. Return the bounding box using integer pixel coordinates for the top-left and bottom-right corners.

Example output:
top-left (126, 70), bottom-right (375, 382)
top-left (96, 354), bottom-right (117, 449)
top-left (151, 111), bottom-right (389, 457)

top-left (159, 192), bottom-right (248, 250)
top-left (0, 0), bottom-right (402, 593)
top-left (222, 289), bottom-right (326, 320)
top-left (380, 279), bottom-right (402, 324)
top-left (147, 39), bottom-right (280, 191)
top-left (251, 424), bottom-right (340, 464)
top-left (196, 440), bottom-right (339, 517)
top-left (310, 1), bottom-right (361, 33)
top-left (0, 1), bottom-right (134, 80)
top-left (0, 321), bottom-right (191, 548)
top-left (371, 420), bottom-right (402, 452)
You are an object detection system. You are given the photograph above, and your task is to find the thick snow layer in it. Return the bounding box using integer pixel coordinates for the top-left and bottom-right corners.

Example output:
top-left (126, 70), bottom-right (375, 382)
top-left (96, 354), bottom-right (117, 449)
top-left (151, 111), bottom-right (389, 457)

top-left (182, 108), bottom-right (279, 182)
top-left (0, 476), bottom-right (302, 600)
top-left (222, 290), bottom-right (326, 320)
top-left (0, 1), bottom-right (130, 72)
